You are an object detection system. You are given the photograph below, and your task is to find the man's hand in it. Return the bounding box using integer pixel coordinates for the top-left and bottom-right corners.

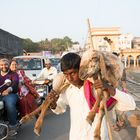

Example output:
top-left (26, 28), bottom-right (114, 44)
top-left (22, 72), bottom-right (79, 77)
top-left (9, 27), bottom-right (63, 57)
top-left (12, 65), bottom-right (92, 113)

top-left (2, 89), bottom-right (10, 96)
top-left (94, 79), bottom-right (104, 89)
top-left (94, 80), bottom-right (115, 96)
top-left (48, 90), bottom-right (59, 109)
top-left (103, 82), bottom-right (116, 96)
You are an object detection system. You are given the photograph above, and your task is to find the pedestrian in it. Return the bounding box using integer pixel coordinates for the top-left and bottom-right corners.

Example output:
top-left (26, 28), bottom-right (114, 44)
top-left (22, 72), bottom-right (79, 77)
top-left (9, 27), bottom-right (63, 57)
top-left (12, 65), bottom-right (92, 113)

top-left (112, 52), bottom-right (127, 131)
top-left (50, 52), bottom-right (136, 140)
top-left (112, 52), bottom-right (127, 92)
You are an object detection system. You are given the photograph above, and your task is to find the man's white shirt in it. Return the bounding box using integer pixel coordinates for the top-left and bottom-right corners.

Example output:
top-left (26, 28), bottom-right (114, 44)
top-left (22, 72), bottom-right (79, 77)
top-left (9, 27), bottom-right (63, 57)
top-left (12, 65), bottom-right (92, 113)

top-left (52, 85), bottom-right (136, 140)
top-left (37, 66), bottom-right (57, 80)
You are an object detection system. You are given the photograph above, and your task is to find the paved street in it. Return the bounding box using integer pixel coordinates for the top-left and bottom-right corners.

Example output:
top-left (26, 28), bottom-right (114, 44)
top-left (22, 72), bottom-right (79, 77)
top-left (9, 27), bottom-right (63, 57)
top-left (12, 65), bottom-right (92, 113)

top-left (16, 110), bottom-right (70, 140)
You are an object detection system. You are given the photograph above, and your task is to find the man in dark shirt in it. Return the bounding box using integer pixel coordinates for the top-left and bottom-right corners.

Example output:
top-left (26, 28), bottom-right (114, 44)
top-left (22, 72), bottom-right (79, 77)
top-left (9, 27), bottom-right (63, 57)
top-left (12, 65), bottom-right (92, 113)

top-left (0, 58), bottom-right (19, 136)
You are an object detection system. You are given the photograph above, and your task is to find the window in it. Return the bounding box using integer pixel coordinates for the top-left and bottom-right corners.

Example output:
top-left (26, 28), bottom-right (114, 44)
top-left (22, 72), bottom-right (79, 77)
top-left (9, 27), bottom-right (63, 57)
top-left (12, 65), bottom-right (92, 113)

top-left (15, 58), bottom-right (42, 70)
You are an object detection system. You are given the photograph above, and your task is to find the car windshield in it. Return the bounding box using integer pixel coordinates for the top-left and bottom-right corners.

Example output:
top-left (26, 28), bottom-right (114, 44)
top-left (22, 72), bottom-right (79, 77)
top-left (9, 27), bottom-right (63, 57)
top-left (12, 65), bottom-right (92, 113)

top-left (49, 58), bottom-right (60, 68)
top-left (15, 58), bottom-right (42, 70)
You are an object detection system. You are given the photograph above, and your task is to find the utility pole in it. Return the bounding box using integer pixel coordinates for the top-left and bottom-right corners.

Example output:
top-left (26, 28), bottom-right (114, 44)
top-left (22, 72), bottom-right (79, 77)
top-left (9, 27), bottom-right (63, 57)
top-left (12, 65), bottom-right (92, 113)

top-left (87, 18), bottom-right (94, 49)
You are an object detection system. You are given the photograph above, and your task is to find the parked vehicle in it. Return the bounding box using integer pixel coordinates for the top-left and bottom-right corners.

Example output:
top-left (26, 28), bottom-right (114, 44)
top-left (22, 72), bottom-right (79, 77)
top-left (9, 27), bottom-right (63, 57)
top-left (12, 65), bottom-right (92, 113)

top-left (13, 56), bottom-right (47, 80)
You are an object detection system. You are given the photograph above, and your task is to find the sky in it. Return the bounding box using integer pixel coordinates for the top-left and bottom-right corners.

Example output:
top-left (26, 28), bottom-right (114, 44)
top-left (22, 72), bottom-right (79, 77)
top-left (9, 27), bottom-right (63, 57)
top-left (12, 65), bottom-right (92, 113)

top-left (0, 0), bottom-right (140, 46)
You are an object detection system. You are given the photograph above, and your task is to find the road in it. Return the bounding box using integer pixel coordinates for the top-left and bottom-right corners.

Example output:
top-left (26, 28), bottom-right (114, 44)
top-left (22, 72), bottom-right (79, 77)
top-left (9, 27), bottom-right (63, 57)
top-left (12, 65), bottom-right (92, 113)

top-left (16, 110), bottom-right (70, 140)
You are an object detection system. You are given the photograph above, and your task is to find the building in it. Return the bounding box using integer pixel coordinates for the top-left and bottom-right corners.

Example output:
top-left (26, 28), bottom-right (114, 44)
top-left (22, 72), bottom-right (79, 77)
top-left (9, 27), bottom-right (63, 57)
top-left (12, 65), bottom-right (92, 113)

top-left (132, 37), bottom-right (140, 49)
top-left (0, 29), bottom-right (23, 58)
top-left (86, 27), bottom-right (121, 52)
top-left (118, 33), bottom-right (133, 50)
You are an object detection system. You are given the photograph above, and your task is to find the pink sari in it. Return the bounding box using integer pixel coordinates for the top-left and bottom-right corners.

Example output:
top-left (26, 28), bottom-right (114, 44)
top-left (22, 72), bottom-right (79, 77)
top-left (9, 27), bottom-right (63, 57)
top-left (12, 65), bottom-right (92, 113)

top-left (17, 70), bottom-right (40, 117)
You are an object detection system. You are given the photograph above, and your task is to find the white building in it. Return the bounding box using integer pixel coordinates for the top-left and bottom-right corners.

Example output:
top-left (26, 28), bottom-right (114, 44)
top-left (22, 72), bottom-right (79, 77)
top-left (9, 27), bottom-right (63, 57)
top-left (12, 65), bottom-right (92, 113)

top-left (132, 37), bottom-right (140, 49)
top-left (86, 27), bottom-right (121, 52)
top-left (118, 33), bottom-right (133, 50)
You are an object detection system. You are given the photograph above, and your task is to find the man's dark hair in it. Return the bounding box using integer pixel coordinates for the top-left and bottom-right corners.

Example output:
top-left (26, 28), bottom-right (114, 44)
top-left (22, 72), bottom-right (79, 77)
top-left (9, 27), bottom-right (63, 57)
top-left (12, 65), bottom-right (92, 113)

top-left (60, 53), bottom-right (81, 72)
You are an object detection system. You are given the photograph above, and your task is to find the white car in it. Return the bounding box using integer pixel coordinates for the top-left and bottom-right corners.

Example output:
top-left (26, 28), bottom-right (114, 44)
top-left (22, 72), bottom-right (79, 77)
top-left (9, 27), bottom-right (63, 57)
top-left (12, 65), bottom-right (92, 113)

top-left (13, 55), bottom-right (47, 80)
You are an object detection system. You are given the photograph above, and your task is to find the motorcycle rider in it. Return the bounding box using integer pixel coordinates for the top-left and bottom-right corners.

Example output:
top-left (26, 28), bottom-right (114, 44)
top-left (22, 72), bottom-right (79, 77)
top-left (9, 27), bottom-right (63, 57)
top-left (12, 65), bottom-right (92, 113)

top-left (36, 59), bottom-right (57, 81)
top-left (0, 58), bottom-right (19, 136)
top-left (35, 59), bottom-right (57, 92)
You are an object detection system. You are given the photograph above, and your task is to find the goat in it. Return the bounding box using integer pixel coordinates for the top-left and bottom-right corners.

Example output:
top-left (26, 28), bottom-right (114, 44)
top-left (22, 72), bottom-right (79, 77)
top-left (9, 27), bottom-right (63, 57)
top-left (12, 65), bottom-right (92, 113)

top-left (79, 48), bottom-right (124, 140)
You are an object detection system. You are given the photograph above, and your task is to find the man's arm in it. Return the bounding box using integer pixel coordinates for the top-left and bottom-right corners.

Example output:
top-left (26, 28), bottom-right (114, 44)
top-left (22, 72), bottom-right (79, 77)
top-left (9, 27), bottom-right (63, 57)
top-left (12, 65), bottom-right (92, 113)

top-left (51, 91), bottom-right (68, 114)
top-left (112, 88), bottom-right (136, 111)
top-left (94, 80), bottom-right (136, 111)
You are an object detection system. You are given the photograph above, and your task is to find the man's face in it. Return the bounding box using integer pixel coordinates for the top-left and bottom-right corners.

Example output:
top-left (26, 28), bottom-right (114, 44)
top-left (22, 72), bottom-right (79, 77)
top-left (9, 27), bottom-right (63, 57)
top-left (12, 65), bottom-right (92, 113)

top-left (63, 68), bottom-right (81, 87)
top-left (0, 61), bottom-right (9, 73)
top-left (45, 63), bottom-right (51, 69)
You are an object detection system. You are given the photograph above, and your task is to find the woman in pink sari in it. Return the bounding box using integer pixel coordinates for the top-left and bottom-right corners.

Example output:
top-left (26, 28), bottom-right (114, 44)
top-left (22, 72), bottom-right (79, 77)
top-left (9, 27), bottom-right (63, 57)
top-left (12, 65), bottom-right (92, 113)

top-left (10, 59), bottom-right (40, 117)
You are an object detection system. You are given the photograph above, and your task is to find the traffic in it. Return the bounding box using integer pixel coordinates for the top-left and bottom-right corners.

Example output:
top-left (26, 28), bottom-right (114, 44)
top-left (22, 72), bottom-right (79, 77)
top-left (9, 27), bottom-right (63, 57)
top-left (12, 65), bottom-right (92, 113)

top-left (0, 56), bottom-right (60, 139)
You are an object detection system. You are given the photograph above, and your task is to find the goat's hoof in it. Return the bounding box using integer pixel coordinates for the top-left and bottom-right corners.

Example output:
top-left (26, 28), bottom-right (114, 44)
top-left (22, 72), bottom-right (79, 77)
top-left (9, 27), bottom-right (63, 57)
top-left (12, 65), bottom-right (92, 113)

top-left (94, 135), bottom-right (101, 140)
top-left (34, 128), bottom-right (40, 136)
top-left (20, 115), bottom-right (29, 123)
top-left (86, 117), bottom-right (93, 125)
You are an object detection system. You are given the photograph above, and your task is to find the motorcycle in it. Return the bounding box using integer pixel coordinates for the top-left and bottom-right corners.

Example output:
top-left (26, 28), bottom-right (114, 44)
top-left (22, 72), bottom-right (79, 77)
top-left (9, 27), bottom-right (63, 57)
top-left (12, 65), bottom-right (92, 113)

top-left (33, 79), bottom-right (52, 105)
top-left (0, 123), bottom-right (8, 140)
top-left (0, 79), bottom-right (12, 140)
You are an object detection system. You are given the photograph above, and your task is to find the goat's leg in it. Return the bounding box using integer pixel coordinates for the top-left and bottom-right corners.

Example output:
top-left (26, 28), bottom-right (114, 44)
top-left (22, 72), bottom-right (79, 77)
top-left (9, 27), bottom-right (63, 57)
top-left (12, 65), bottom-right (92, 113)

top-left (86, 88), bottom-right (102, 125)
top-left (103, 90), bottom-right (113, 140)
top-left (34, 96), bottom-right (53, 136)
top-left (34, 83), bottom-right (70, 136)
top-left (20, 105), bottom-right (42, 124)
top-left (93, 100), bottom-right (104, 140)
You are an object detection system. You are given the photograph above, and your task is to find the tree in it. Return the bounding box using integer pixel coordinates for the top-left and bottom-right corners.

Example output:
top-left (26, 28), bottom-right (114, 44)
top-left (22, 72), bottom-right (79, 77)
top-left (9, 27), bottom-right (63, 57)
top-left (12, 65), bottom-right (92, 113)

top-left (51, 38), bottom-right (67, 53)
top-left (23, 36), bottom-right (75, 54)
top-left (63, 36), bottom-right (73, 49)
top-left (23, 38), bottom-right (40, 52)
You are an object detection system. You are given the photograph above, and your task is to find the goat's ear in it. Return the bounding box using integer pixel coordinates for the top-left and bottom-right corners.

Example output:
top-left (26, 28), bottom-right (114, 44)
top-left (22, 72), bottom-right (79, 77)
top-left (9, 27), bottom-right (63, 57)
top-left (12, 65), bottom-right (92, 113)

top-left (99, 53), bottom-right (108, 80)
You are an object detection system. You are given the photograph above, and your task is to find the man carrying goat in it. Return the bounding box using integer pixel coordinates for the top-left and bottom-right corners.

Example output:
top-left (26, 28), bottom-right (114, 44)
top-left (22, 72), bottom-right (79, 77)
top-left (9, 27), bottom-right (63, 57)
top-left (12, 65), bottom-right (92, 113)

top-left (49, 52), bottom-right (135, 140)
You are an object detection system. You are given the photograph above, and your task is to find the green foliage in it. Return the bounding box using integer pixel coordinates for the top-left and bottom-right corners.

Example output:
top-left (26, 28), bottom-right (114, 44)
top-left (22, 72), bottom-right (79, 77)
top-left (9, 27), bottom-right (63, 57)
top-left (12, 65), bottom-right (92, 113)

top-left (23, 36), bottom-right (77, 54)
top-left (23, 38), bottom-right (40, 52)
